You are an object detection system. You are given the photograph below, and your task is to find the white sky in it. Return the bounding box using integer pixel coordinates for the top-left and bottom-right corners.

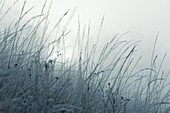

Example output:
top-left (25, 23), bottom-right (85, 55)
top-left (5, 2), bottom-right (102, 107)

top-left (3, 0), bottom-right (170, 71)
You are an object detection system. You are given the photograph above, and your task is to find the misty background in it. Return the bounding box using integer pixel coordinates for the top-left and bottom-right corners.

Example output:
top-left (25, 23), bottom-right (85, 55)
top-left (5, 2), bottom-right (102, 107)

top-left (3, 0), bottom-right (170, 71)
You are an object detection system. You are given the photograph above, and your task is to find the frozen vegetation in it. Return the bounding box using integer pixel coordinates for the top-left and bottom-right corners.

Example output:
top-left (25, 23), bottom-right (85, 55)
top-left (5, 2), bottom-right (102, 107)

top-left (0, 0), bottom-right (169, 113)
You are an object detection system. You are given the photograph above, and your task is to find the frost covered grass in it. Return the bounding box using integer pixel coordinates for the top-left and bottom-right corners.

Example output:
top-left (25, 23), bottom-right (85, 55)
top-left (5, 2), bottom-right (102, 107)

top-left (0, 0), bottom-right (170, 113)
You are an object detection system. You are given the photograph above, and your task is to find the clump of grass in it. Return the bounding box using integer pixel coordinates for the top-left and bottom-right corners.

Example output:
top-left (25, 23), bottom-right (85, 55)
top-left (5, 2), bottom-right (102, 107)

top-left (0, 0), bottom-right (169, 113)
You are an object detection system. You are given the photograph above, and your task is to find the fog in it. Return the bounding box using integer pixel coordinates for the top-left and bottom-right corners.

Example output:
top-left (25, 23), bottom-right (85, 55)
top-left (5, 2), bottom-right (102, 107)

top-left (4, 0), bottom-right (170, 71)
top-left (1, 1), bottom-right (170, 112)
